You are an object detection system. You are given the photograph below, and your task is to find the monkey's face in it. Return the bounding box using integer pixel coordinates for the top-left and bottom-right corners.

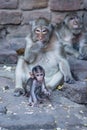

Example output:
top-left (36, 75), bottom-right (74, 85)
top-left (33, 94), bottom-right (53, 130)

top-left (35, 26), bottom-right (48, 41)
top-left (32, 26), bottom-right (50, 48)
top-left (31, 18), bottom-right (53, 48)
top-left (68, 16), bottom-right (81, 28)
top-left (65, 14), bottom-right (83, 34)
top-left (35, 72), bottom-right (44, 82)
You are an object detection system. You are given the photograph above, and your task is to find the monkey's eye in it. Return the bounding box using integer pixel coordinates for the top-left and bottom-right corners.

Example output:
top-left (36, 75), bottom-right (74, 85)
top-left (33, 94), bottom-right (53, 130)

top-left (40, 74), bottom-right (43, 76)
top-left (42, 29), bottom-right (48, 34)
top-left (36, 74), bottom-right (39, 77)
top-left (35, 28), bottom-right (41, 34)
top-left (70, 17), bottom-right (74, 20)
top-left (36, 74), bottom-right (43, 77)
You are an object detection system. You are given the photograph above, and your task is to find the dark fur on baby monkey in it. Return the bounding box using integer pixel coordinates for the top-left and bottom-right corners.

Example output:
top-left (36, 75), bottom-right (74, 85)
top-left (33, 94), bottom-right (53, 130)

top-left (25, 65), bottom-right (50, 106)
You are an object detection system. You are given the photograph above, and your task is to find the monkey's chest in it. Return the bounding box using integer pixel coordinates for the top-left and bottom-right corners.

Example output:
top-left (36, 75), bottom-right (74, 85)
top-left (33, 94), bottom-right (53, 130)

top-left (37, 52), bottom-right (56, 64)
top-left (35, 85), bottom-right (41, 91)
top-left (29, 52), bottom-right (58, 76)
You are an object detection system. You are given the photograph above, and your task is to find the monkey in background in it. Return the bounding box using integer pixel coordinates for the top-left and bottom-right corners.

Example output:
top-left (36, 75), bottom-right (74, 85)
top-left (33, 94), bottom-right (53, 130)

top-left (73, 32), bottom-right (87, 60)
top-left (56, 13), bottom-right (87, 60)
top-left (25, 65), bottom-right (50, 106)
top-left (14, 17), bottom-right (74, 96)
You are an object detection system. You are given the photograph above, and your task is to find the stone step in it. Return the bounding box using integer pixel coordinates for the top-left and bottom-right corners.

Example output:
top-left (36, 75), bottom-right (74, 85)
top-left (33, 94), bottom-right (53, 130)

top-left (0, 113), bottom-right (56, 130)
top-left (0, 48), bottom-right (18, 64)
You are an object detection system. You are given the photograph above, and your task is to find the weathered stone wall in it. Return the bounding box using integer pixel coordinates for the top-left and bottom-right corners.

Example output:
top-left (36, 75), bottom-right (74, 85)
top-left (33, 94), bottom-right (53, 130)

top-left (0, 0), bottom-right (87, 63)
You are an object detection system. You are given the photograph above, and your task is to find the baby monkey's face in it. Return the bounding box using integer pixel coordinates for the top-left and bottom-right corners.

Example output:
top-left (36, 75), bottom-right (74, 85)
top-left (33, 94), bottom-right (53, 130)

top-left (35, 72), bottom-right (44, 82)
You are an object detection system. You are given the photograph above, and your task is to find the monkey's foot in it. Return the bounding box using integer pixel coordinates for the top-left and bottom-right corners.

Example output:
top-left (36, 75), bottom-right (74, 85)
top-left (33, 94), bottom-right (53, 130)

top-left (14, 88), bottom-right (25, 97)
top-left (28, 102), bottom-right (39, 107)
top-left (65, 76), bottom-right (75, 84)
top-left (67, 78), bottom-right (75, 84)
top-left (28, 102), bottom-right (33, 106)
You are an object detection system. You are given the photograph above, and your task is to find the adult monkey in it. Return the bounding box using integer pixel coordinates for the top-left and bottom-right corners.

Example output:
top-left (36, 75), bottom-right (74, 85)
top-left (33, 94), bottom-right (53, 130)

top-left (14, 17), bottom-right (74, 96)
top-left (56, 13), bottom-right (86, 59)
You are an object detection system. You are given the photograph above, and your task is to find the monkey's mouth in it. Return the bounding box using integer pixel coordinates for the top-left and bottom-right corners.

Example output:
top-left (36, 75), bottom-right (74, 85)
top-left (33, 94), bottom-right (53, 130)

top-left (73, 25), bottom-right (79, 28)
top-left (73, 22), bottom-right (82, 29)
top-left (72, 25), bottom-right (82, 34)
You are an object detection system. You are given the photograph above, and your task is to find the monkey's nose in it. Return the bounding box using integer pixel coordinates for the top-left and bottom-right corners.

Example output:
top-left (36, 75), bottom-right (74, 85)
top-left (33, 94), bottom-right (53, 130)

top-left (39, 35), bottom-right (43, 40)
top-left (39, 32), bottom-right (44, 39)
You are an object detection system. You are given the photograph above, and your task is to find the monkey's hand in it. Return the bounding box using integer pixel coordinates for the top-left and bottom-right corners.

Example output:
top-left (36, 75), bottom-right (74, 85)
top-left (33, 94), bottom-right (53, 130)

top-left (78, 53), bottom-right (87, 60)
top-left (77, 54), bottom-right (84, 60)
top-left (43, 89), bottom-right (51, 97)
top-left (30, 42), bottom-right (43, 53)
top-left (14, 88), bottom-right (25, 97)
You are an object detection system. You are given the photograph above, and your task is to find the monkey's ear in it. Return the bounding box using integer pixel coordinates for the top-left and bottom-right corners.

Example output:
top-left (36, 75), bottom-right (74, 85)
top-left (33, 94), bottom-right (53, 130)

top-left (29, 72), bottom-right (34, 78)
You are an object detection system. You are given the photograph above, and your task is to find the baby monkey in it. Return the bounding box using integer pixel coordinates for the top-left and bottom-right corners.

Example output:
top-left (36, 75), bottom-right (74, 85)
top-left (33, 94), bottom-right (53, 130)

top-left (25, 65), bottom-right (50, 106)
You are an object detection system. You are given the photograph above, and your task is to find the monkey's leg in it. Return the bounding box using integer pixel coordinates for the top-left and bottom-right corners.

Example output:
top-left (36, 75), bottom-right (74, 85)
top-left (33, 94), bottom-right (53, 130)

top-left (28, 96), bottom-right (34, 106)
top-left (46, 71), bottom-right (63, 90)
top-left (14, 57), bottom-right (29, 96)
top-left (41, 83), bottom-right (50, 96)
top-left (32, 93), bottom-right (37, 105)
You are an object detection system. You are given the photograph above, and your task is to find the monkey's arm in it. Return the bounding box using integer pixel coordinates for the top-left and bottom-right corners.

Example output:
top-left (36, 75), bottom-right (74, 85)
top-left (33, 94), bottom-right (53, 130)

top-left (24, 42), bottom-right (43, 63)
top-left (24, 35), bottom-right (35, 63)
top-left (56, 45), bottom-right (74, 84)
top-left (59, 58), bottom-right (74, 83)
top-left (78, 37), bottom-right (87, 59)
top-left (24, 47), bottom-right (36, 63)
top-left (64, 45), bottom-right (80, 58)
top-left (79, 45), bottom-right (87, 57)
top-left (42, 82), bottom-right (50, 95)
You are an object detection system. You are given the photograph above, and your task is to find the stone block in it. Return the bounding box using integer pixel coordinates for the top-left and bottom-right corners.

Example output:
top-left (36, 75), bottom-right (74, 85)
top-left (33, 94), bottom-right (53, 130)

top-left (0, 49), bottom-right (18, 64)
top-left (68, 57), bottom-right (87, 81)
top-left (0, 28), bottom-right (7, 38)
top-left (22, 10), bottom-right (51, 25)
top-left (7, 25), bottom-right (30, 38)
top-left (84, 0), bottom-right (87, 9)
top-left (0, 39), bottom-right (10, 49)
top-left (52, 12), bottom-right (66, 24)
top-left (9, 38), bottom-right (26, 54)
top-left (0, 39), bottom-right (17, 64)
top-left (0, 10), bottom-right (22, 25)
top-left (59, 56), bottom-right (87, 104)
top-left (20, 0), bottom-right (48, 10)
top-left (0, 0), bottom-right (18, 9)
top-left (61, 81), bottom-right (87, 104)
top-left (0, 113), bottom-right (56, 130)
top-left (50, 0), bottom-right (83, 11)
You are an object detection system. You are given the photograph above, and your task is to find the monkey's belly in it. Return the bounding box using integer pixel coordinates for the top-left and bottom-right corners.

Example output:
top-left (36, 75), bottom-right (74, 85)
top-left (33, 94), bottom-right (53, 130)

top-left (29, 53), bottom-right (59, 78)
